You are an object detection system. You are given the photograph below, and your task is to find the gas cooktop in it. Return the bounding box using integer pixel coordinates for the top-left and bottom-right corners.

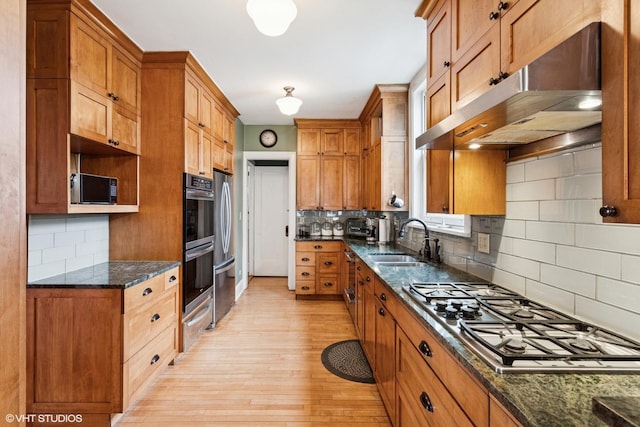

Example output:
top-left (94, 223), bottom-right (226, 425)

top-left (403, 282), bottom-right (640, 373)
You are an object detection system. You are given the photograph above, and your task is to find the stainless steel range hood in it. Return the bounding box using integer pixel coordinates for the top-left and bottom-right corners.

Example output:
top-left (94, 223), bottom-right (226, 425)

top-left (416, 22), bottom-right (602, 158)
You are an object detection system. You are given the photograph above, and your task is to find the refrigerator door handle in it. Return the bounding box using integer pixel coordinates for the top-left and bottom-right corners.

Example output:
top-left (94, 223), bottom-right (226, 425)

top-left (221, 181), bottom-right (232, 255)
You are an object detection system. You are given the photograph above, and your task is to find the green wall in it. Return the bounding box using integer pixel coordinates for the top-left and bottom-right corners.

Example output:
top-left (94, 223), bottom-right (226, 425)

top-left (243, 125), bottom-right (297, 151)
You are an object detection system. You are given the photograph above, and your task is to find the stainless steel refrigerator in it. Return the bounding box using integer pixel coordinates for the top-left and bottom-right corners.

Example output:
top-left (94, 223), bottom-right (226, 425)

top-left (212, 170), bottom-right (235, 326)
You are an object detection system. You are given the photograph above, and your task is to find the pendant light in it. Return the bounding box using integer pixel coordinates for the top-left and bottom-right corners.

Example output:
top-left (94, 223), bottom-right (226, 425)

top-left (276, 86), bottom-right (303, 116)
top-left (246, 0), bottom-right (297, 37)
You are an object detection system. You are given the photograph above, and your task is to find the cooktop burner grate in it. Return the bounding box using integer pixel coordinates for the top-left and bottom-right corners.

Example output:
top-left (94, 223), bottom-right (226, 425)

top-left (403, 282), bottom-right (640, 373)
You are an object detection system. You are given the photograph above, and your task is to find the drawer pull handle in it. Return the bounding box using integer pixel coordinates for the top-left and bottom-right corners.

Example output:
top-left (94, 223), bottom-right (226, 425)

top-left (378, 308), bottom-right (385, 316)
top-left (301, 272), bottom-right (310, 277)
top-left (323, 282), bottom-right (333, 287)
top-left (301, 286), bottom-right (310, 291)
top-left (324, 261), bottom-right (333, 266)
top-left (420, 391), bottom-right (434, 412)
top-left (419, 340), bottom-right (433, 357)
top-left (142, 287), bottom-right (153, 296)
top-left (380, 293), bottom-right (387, 301)
top-left (150, 313), bottom-right (160, 323)
top-left (314, 245), bottom-right (323, 249)
top-left (168, 275), bottom-right (177, 282)
top-left (365, 276), bottom-right (371, 282)
top-left (150, 354), bottom-right (160, 365)
top-left (301, 257), bottom-right (310, 262)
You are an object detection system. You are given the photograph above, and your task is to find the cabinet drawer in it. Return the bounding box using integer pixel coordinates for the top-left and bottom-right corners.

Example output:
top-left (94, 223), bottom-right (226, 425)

top-left (374, 278), bottom-right (398, 316)
top-left (317, 252), bottom-right (340, 273)
top-left (396, 302), bottom-right (489, 426)
top-left (124, 274), bottom-right (165, 313)
top-left (316, 274), bottom-right (339, 295)
top-left (123, 324), bottom-right (177, 407)
top-left (295, 280), bottom-right (315, 294)
top-left (296, 241), bottom-right (342, 252)
top-left (295, 266), bottom-right (315, 281)
top-left (164, 267), bottom-right (179, 290)
top-left (396, 327), bottom-right (474, 427)
top-left (296, 251), bottom-right (316, 266)
top-left (123, 287), bottom-right (178, 361)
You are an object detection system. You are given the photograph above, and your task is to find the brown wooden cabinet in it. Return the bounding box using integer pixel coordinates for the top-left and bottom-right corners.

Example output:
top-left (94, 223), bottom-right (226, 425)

top-left (295, 121), bottom-right (361, 210)
top-left (490, 395), bottom-right (524, 427)
top-left (295, 241), bottom-right (343, 296)
top-left (601, 0), bottom-right (640, 223)
top-left (355, 258), bottom-right (376, 361)
top-left (26, 267), bottom-right (179, 425)
top-left (359, 85), bottom-right (409, 211)
top-left (374, 278), bottom-right (397, 422)
top-left (26, 0), bottom-right (142, 214)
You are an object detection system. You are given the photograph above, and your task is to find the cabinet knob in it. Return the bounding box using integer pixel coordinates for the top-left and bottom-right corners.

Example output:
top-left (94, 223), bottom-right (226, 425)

top-left (301, 271), bottom-right (310, 277)
top-left (199, 122), bottom-right (205, 128)
top-left (497, 1), bottom-right (509, 11)
top-left (365, 276), bottom-right (371, 282)
top-left (419, 340), bottom-right (433, 357)
top-left (324, 261), bottom-right (333, 266)
top-left (323, 282), bottom-right (333, 287)
top-left (378, 308), bottom-right (385, 316)
top-left (380, 293), bottom-right (387, 301)
top-left (599, 205), bottom-right (618, 217)
top-left (301, 286), bottom-right (310, 291)
top-left (168, 275), bottom-right (177, 282)
top-left (150, 313), bottom-right (160, 323)
top-left (314, 245), bottom-right (323, 249)
top-left (301, 257), bottom-right (310, 262)
top-left (142, 287), bottom-right (153, 296)
top-left (107, 92), bottom-right (119, 101)
top-left (150, 354), bottom-right (160, 365)
top-left (420, 391), bottom-right (434, 413)
top-left (489, 11), bottom-right (499, 20)
top-left (443, 60), bottom-right (450, 67)
top-left (442, 205), bottom-right (449, 213)
top-left (489, 76), bottom-right (500, 85)
top-left (499, 71), bottom-right (510, 80)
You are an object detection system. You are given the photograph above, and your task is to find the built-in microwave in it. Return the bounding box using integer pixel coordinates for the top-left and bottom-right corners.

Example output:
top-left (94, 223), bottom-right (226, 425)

top-left (70, 173), bottom-right (118, 204)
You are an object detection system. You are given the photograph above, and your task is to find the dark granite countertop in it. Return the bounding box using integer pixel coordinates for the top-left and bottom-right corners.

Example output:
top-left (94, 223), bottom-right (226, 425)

top-left (593, 396), bottom-right (640, 427)
top-left (27, 261), bottom-right (180, 289)
top-left (344, 239), bottom-right (640, 427)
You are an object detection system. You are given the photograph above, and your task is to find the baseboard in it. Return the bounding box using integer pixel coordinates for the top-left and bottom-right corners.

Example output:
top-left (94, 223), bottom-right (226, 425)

top-left (235, 277), bottom-right (247, 300)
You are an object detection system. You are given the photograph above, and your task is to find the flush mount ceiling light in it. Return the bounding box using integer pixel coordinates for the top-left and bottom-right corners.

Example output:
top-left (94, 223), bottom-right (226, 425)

top-left (246, 0), bottom-right (297, 37)
top-left (276, 86), bottom-right (302, 116)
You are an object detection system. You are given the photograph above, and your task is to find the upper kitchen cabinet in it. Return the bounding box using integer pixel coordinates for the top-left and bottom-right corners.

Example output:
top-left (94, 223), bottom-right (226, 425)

top-left (600, 0), bottom-right (640, 223)
top-left (295, 120), bottom-right (361, 211)
top-left (26, 0), bottom-right (142, 214)
top-left (359, 84), bottom-right (409, 211)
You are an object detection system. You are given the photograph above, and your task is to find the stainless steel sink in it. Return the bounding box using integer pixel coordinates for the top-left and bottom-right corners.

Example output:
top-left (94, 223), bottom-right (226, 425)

top-left (369, 254), bottom-right (424, 267)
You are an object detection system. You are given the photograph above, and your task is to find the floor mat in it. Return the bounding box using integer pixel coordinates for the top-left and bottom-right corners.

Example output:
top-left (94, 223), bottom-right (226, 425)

top-left (320, 339), bottom-right (375, 383)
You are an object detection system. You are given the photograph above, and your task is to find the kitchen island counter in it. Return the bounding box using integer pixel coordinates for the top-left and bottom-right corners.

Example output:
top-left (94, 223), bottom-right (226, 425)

top-left (27, 260), bottom-right (180, 289)
top-left (345, 239), bottom-right (640, 427)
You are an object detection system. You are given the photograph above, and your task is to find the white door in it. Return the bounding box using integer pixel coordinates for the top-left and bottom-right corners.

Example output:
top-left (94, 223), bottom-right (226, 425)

top-left (253, 166), bottom-right (288, 276)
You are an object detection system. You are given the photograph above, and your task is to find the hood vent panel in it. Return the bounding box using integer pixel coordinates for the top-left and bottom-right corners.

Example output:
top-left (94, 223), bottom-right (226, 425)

top-left (417, 22), bottom-right (601, 156)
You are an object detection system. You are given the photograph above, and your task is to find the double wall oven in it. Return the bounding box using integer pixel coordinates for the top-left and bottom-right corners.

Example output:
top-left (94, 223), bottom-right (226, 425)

top-left (182, 173), bottom-right (215, 351)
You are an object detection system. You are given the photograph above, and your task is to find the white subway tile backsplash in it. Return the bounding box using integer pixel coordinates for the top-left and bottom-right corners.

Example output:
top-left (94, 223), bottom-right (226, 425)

top-left (54, 230), bottom-right (85, 247)
top-left (28, 261), bottom-right (66, 282)
top-left (506, 162), bottom-right (525, 183)
top-left (28, 233), bottom-right (54, 251)
top-left (540, 200), bottom-right (598, 224)
top-left (495, 253), bottom-right (540, 281)
top-left (466, 260), bottom-right (494, 282)
top-left (508, 179), bottom-right (556, 201)
top-left (28, 216), bottom-right (66, 235)
top-left (525, 221), bottom-right (574, 245)
top-left (524, 152), bottom-right (574, 181)
top-left (575, 296), bottom-right (640, 342)
top-left (42, 245), bottom-right (75, 263)
top-left (511, 239), bottom-right (556, 264)
top-left (66, 253), bottom-right (97, 272)
top-left (525, 279), bottom-right (575, 314)
top-left (506, 201), bottom-right (539, 220)
top-left (555, 174), bottom-right (602, 199)
top-left (66, 214), bottom-right (109, 231)
top-left (491, 268), bottom-right (526, 294)
top-left (576, 223), bottom-right (640, 256)
top-left (539, 264), bottom-right (596, 298)
top-left (27, 250), bottom-right (42, 267)
top-left (596, 276), bottom-right (640, 314)
top-left (502, 219), bottom-right (526, 238)
top-left (556, 245), bottom-right (620, 279)
top-left (574, 145), bottom-right (602, 174)
top-left (621, 255), bottom-right (640, 284)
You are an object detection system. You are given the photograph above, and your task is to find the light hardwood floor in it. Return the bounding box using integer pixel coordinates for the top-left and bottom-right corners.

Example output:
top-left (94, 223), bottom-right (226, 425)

top-left (115, 277), bottom-right (391, 426)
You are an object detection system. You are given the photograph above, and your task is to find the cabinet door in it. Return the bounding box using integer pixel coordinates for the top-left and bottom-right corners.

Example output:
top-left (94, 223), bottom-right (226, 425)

top-left (296, 155), bottom-right (320, 209)
top-left (343, 155), bottom-right (361, 210)
top-left (426, 148), bottom-right (452, 214)
top-left (298, 128), bottom-right (321, 155)
top-left (453, 149), bottom-right (506, 215)
top-left (370, 143), bottom-right (382, 210)
top-left (111, 45), bottom-right (141, 114)
top-left (70, 80), bottom-right (111, 144)
top-left (316, 274), bottom-right (340, 295)
top-left (602, 0), bottom-right (640, 223)
top-left (112, 105), bottom-right (140, 154)
top-left (201, 131), bottom-right (213, 178)
top-left (344, 128), bottom-right (361, 155)
top-left (362, 280), bottom-right (376, 364)
top-left (375, 297), bottom-right (396, 420)
top-left (427, 0), bottom-right (451, 85)
top-left (426, 73), bottom-right (450, 128)
top-left (321, 129), bottom-right (344, 155)
top-left (451, 23), bottom-right (500, 111)
top-left (200, 90), bottom-right (214, 134)
top-left (223, 113), bottom-right (235, 144)
top-left (184, 119), bottom-right (201, 176)
top-left (70, 15), bottom-right (110, 97)
top-left (320, 156), bottom-right (343, 210)
top-left (212, 136), bottom-right (225, 172)
top-left (451, 0), bottom-right (496, 62)
top-left (184, 72), bottom-right (200, 125)
top-left (500, 0), bottom-right (601, 74)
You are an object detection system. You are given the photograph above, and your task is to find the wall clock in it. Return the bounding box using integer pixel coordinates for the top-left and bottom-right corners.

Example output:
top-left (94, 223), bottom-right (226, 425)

top-left (259, 129), bottom-right (278, 148)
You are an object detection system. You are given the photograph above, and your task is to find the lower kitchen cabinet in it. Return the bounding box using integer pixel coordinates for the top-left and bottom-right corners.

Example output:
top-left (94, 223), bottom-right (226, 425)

top-left (295, 241), bottom-right (343, 296)
top-left (26, 267), bottom-right (179, 425)
top-left (374, 278), bottom-right (396, 422)
top-left (356, 258), bottom-right (376, 360)
top-left (489, 395), bottom-right (524, 427)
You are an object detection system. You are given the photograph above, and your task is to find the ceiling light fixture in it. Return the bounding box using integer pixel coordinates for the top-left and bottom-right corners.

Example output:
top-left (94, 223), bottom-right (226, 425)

top-left (246, 0), bottom-right (297, 37)
top-left (276, 86), bottom-right (302, 116)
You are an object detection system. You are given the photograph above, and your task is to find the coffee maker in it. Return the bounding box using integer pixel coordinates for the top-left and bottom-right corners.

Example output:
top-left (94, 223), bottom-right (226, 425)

top-left (365, 218), bottom-right (378, 244)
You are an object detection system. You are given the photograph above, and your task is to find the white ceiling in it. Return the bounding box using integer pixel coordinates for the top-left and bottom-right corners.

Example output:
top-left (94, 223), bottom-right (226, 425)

top-left (92, 0), bottom-right (426, 125)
